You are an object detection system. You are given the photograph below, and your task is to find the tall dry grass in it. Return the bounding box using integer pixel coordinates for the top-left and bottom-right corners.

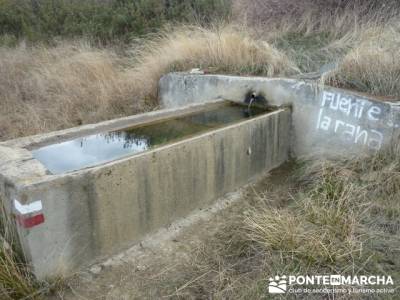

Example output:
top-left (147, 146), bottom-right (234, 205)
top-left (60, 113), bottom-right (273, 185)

top-left (232, 0), bottom-right (400, 99)
top-left (129, 25), bottom-right (298, 100)
top-left (0, 200), bottom-right (41, 299)
top-left (0, 41), bottom-right (146, 141)
top-left (324, 26), bottom-right (400, 98)
top-left (234, 0), bottom-right (400, 81)
top-left (0, 246), bottom-right (40, 300)
top-left (0, 26), bottom-right (296, 142)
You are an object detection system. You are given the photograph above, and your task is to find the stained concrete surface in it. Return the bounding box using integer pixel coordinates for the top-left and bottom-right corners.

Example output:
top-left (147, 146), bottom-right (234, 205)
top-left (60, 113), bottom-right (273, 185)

top-left (48, 170), bottom-right (281, 300)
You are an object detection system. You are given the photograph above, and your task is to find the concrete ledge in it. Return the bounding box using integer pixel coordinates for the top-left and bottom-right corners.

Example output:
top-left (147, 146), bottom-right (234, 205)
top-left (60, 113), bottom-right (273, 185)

top-left (0, 102), bottom-right (290, 279)
top-left (159, 73), bottom-right (400, 156)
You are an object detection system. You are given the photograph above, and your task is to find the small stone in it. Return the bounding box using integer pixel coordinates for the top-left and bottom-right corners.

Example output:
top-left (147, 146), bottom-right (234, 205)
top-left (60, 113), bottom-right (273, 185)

top-left (80, 271), bottom-right (94, 281)
top-left (136, 264), bottom-right (147, 271)
top-left (247, 147), bottom-right (252, 155)
top-left (90, 265), bottom-right (102, 274)
top-left (189, 68), bottom-right (204, 75)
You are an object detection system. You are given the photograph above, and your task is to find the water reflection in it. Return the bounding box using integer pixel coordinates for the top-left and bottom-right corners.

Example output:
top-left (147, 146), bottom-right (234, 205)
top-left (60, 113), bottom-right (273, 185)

top-left (32, 103), bottom-right (267, 174)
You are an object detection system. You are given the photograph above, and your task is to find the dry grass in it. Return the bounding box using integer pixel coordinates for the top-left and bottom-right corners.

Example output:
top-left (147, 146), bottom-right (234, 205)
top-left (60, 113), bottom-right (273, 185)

top-left (1, 2), bottom-right (400, 142)
top-left (2, 1), bottom-right (400, 141)
top-left (0, 199), bottom-right (42, 300)
top-left (0, 41), bottom-right (146, 141)
top-left (234, 0), bottom-right (400, 35)
top-left (233, 0), bottom-right (400, 99)
top-left (244, 160), bottom-right (367, 272)
top-left (147, 150), bottom-right (400, 298)
top-left (234, 0), bottom-right (400, 82)
top-left (0, 248), bottom-right (40, 300)
top-left (324, 26), bottom-right (400, 98)
top-left (129, 25), bottom-right (299, 100)
top-left (0, 26), bottom-right (296, 142)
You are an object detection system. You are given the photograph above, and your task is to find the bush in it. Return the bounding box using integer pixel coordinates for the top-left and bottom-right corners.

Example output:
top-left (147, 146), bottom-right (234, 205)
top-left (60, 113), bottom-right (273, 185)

top-left (233, 0), bottom-right (400, 29)
top-left (0, 0), bottom-right (231, 44)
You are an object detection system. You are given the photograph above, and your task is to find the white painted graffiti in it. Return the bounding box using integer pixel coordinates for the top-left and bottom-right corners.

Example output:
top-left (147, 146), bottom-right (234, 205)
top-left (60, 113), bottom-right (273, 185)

top-left (321, 91), bottom-right (382, 121)
top-left (316, 91), bottom-right (385, 150)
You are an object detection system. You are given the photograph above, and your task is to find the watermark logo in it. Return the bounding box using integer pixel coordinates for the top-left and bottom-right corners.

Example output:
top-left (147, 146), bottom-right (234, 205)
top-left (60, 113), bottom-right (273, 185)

top-left (268, 276), bottom-right (287, 294)
top-left (267, 275), bottom-right (395, 295)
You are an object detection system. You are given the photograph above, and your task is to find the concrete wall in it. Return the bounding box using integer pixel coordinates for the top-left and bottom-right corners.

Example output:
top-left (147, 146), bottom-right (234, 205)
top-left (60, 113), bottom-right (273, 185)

top-left (0, 102), bottom-right (290, 279)
top-left (160, 73), bottom-right (400, 157)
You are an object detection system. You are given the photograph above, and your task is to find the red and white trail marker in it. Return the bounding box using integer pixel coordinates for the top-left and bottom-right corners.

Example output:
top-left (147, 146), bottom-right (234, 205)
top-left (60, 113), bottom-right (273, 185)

top-left (14, 199), bottom-right (45, 229)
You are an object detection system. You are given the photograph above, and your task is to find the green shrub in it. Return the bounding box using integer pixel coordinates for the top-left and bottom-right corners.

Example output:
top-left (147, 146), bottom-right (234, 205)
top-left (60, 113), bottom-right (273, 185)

top-left (0, 0), bottom-right (231, 44)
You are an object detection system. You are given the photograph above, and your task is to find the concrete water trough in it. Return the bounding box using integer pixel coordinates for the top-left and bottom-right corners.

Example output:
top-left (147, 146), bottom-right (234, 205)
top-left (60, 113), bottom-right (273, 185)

top-left (0, 100), bottom-right (290, 279)
top-left (2, 71), bottom-right (400, 281)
